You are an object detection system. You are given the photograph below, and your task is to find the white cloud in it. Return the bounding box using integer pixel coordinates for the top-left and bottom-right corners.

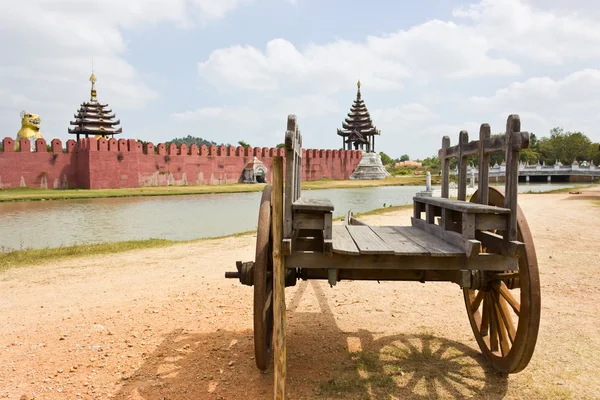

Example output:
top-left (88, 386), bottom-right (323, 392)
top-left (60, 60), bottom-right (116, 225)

top-left (198, 20), bottom-right (520, 93)
top-left (0, 0), bottom-right (252, 139)
top-left (189, 0), bottom-right (600, 158)
top-left (470, 69), bottom-right (600, 136)
top-left (453, 0), bottom-right (600, 64)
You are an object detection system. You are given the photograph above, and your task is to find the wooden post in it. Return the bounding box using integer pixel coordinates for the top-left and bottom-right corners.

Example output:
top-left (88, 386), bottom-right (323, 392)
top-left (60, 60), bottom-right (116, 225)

top-left (284, 116), bottom-right (297, 241)
top-left (272, 156), bottom-right (286, 400)
top-left (440, 136), bottom-right (450, 199)
top-left (478, 124), bottom-right (491, 205)
top-left (457, 131), bottom-right (469, 201)
top-left (504, 115), bottom-right (520, 242)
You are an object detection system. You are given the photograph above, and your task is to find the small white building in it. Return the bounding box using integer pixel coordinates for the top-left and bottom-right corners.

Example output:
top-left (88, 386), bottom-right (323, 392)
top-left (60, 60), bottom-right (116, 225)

top-left (243, 157), bottom-right (268, 183)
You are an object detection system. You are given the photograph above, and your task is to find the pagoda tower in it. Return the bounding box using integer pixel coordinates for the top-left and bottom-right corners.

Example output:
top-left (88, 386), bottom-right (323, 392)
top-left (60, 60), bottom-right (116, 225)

top-left (68, 70), bottom-right (122, 141)
top-left (337, 80), bottom-right (381, 152)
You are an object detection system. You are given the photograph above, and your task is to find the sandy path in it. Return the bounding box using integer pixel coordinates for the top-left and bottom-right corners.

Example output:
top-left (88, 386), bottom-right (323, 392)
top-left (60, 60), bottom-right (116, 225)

top-left (1, 191), bottom-right (599, 399)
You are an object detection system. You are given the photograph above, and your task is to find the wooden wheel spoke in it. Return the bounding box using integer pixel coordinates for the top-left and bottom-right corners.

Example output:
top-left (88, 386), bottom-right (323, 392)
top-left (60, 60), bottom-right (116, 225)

top-left (471, 290), bottom-right (485, 313)
top-left (498, 281), bottom-right (521, 316)
top-left (488, 294), bottom-right (499, 352)
top-left (464, 185), bottom-right (540, 374)
top-left (263, 291), bottom-right (273, 321)
top-left (495, 290), bottom-right (516, 344)
top-left (480, 293), bottom-right (490, 336)
top-left (492, 293), bottom-right (511, 356)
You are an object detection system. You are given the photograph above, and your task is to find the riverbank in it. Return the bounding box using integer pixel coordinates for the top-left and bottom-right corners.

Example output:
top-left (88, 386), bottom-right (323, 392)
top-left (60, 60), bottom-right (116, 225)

top-left (1, 191), bottom-right (599, 399)
top-left (0, 175), bottom-right (436, 202)
top-left (0, 205), bottom-right (411, 270)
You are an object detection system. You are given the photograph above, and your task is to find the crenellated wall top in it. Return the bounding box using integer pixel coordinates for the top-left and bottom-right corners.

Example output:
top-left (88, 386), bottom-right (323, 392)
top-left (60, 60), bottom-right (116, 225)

top-left (1, 137), bottom-right (363, 159)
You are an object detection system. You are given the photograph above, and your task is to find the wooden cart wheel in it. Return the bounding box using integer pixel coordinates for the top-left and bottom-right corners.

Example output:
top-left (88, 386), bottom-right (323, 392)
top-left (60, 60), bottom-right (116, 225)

top-left (464, 186), bottom-right (541, 373)
top-left (254, 184), bottom-right (274, 370)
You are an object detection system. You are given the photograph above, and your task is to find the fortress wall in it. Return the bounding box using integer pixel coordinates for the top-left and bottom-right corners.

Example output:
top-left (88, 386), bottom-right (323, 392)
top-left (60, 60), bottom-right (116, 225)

top-left (0, 138), bottom-right (79, 189)
top-left (0, 137), bottom-right (362, 189)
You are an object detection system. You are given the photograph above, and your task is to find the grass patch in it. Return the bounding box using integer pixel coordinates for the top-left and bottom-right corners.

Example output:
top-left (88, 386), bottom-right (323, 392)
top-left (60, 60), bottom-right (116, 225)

top-left (0, 230), bottom-right (256, 272)
top-left (522, 184), bottom-right (598, 194)
top-left (0, 176), bottom-right (432, 203)
top-left (0, 185), bottom-right (266, 202)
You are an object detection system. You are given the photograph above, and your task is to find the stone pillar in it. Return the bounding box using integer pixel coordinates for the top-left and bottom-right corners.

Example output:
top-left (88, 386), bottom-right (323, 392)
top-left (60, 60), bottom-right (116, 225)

top-left (526, 175), bottom-right (530, 182)
top-left (469, 169), bottom-right (475, 188)
top-left (547, 176), bottom-right (551, 182)
top-left (426, 171), bottom-right (432, 191)
top-left (372, 135), bottom-right (375, 153)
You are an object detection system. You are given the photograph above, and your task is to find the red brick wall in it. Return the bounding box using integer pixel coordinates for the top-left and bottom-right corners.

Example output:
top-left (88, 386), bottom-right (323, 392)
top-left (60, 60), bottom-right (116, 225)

top-left (0, 137), bottom-right (79, 189)
top-left (0, 137), bottom-right (362, 189)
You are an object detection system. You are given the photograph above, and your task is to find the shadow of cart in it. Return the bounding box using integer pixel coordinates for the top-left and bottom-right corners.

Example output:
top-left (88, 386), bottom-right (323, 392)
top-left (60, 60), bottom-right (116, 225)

top-left (114, 280), bottom-right (507, 399)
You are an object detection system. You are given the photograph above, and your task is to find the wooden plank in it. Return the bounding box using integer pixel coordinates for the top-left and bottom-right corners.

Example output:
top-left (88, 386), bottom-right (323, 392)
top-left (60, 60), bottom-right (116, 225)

top-left (411, 217), bottom-right (481, 258)
top-left (476, 230), bottom-right (524, 257)
top-left (414, 196), bottom-right (511, 214)
top-left (462, 213), bottom-right (475, 238)
top-left (393, 226), bottom-right (464, 257)
top-left (292, 196), bottom-right (334, 212)
top-left (286, 251), bottom-right (518, 271)
top-left (332, 225), bottom-right (360, 255)
top-left (346, 225), bottom-right (394, 255)
top-left (475, 214), bottom-right (508, 231)
top-left (478, 124), bottom-right (491, 205)
top-left (458, 130), bottom-right (468, 201)
top-left (293, 213), bottom-right (325, 230)
top-left (271, 156), bottom-right (286, 400)
top-left (370, 226), bottom-right (430, 256)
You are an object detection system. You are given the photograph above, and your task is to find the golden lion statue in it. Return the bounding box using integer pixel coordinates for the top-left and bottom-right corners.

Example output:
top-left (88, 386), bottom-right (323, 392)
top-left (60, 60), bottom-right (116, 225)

top-left (17, 111), bottom-right (44, 141)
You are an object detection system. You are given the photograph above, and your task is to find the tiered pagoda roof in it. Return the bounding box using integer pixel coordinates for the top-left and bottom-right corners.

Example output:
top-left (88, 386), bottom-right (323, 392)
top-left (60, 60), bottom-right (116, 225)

top-left (337, 81), bottom-right (381, 152)
top-left (68, 71), bottom-right (122, 139)
top-left (337, 80), bottom-right (380, 139)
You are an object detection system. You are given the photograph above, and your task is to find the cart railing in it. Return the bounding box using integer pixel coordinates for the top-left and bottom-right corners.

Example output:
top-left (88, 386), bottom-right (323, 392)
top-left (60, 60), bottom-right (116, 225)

top-left (438, 114), bottom-right (529, 243)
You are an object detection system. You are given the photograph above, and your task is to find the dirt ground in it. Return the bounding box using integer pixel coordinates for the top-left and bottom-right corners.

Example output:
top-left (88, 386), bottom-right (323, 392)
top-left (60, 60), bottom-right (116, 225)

top-left (1, 189), bottom-right (599, 399)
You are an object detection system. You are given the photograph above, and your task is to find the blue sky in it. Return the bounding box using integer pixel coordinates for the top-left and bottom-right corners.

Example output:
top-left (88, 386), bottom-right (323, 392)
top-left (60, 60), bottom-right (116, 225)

top-left (1, 0), bottom-right (599, 159)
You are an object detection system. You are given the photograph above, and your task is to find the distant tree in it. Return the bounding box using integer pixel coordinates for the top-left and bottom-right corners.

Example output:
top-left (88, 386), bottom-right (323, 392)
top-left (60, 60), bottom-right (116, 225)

top-left (379, 151), bottom-right (393, 165)
top-left (421, 155), bottom-right (440, 169)
top-left (166, 135), bottom-right (217, 147)
top-left (276, 143), bottom-right (285, 149)
top-left (589, 142), bottom-right (600, 165)
top-left (537, 128), bottom-right (593, 164)
top-left (400, 154), bottom-right (410, 162)
top-left (238, 140), bottom-right (251, 149)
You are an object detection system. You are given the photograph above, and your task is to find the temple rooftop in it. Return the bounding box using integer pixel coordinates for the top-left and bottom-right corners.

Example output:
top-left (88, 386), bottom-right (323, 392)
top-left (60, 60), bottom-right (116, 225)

top-left (68, 69), bottom-right (122, 140)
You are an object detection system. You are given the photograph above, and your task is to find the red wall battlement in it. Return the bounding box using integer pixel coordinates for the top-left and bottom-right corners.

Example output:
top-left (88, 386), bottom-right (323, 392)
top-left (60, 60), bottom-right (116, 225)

top-left (0, 137), bottom-right (362, 189)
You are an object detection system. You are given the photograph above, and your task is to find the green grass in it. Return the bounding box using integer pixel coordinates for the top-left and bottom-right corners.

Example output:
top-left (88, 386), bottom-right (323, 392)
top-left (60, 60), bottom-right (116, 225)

top-left (0, 230), bottom-right (255, 272)
top-left (522, 184), bottom-right (598, 194)
top-left (0, 176), bottom-right (431, 203)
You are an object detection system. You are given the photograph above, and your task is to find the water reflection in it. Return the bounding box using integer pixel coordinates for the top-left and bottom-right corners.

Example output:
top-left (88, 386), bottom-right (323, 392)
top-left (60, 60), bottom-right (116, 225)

top-left (0, 182), bottom-right (588, 252)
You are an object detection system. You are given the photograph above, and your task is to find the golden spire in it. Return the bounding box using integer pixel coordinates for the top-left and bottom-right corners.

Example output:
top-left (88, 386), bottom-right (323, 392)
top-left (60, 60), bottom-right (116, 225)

top-left (90, 59), bottom-right (97, 102)
top-left (357, 79), bottom-right (361, 89)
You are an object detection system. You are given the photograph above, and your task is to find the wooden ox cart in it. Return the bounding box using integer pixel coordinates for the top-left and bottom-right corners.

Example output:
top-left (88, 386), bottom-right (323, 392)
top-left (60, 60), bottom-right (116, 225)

top-left (226, 114), bottom-right (540, 398)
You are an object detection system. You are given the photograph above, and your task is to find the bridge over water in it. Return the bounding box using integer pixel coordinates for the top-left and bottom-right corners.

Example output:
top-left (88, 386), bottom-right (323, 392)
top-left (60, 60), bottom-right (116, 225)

top-left (451, 161), bottom-right (599, 182)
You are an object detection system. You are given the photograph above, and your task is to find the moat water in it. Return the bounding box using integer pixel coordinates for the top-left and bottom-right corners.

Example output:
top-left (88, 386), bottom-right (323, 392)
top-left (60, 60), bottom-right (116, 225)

top-left (0, 183), bottom-right (589, 252)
